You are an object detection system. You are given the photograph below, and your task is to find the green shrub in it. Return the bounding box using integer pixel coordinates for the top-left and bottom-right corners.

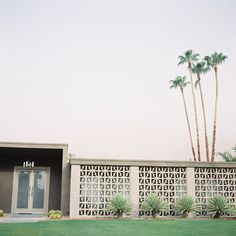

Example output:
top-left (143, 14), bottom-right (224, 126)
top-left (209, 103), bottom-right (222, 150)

top-left (0, 210), bottom-right (4, 217)
top-left (175, 195), bottom-right (198, 218)
top-left (141, 193), bottom-right (168, 219)
top-left (107, 193), bottom-right (132, 219)
top-left (48, 210), bottom-right (63, 219)
top-left (208, 195), bottom-right (233, 218)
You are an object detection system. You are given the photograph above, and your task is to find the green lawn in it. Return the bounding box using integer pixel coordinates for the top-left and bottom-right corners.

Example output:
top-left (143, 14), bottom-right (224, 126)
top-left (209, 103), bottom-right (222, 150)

top-left (0, 219), bottom-right (236, 236)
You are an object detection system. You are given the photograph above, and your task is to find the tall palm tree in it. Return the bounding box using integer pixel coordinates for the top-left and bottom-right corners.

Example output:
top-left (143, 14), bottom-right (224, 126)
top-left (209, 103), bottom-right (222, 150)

top-left (170, 76), bottom-right (196, 161)
top-left (192, 61), bottom-right (210, 162)
top-left (204, 52), bottom-right (228, 162)
top-left (178, 50), bottom-right (201, 161)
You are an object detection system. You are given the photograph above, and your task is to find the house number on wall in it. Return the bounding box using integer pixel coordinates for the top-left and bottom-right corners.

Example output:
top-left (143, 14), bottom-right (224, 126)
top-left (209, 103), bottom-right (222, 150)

top-left (23, 161), bottom-right (35, 168)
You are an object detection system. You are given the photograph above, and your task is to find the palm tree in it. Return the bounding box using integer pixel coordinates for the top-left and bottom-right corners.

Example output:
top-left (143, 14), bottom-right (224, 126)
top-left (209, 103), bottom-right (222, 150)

top-left (204, 52), bottom-right (228, 162)
top-left (192, 61), bottom-right (210, 162)
top-left (170, 76), bottom-right (196, 161)
top-left (218, 151), bottom-right (236, 162)
top-left (178, 50), bottom-right (201, 161)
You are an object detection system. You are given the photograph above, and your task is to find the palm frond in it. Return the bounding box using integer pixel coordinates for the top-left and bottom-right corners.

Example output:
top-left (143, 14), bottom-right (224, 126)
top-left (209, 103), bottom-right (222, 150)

top-left (202, 65), bottom-right (210, 74)
top-left (178, 56), bottom-right (187, 66)
top-left (192, 61), bottom-right (210, 77)
top-left (170, 76), bottom-right (189, 90)
top-left (204, 55), bottom-right (213, 66)
top-left (204, 52), bottom-right (228, 67)
top-left (191, 53), bottom-right (200, 62)
top-left (183, 81), bottom-right (190, 87)
top-left (217, 151), bottom-right (234, 162)
top-left (178, 49), bottom-right (199, 65)
top-left (185, 49), bottom-right (193, 57)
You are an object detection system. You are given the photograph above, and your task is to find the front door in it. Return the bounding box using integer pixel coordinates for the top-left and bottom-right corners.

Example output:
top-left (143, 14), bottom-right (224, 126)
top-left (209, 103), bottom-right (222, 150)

top-left (12, 167), bottom-right (50, 214)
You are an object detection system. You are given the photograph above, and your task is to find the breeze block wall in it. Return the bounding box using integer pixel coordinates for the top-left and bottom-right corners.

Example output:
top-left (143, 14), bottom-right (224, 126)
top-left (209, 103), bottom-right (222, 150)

top-left (69, 159), bottom-right (236, 218)
top-left (194, 167), bottom-right (236, 215)
top-left (139, 166), bottom-right (187, 216)
top-left (78, 165), bottom-right (130, 216)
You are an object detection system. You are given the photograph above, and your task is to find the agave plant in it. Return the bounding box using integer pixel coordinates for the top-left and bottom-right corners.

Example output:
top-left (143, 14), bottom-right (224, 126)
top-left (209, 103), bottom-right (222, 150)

top-left (141, 193), bottom-right (168, 219)
top-left (107, 193), bottom-right (132, 219)
top-left (175, 195), bottom-right (198, 218)
top-left (208, 195), bottom-right (232, 218)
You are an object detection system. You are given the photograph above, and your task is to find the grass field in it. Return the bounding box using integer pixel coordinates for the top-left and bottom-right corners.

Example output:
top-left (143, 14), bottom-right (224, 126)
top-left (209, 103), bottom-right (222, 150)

top-left (0, 219), bottom-right (236, 236)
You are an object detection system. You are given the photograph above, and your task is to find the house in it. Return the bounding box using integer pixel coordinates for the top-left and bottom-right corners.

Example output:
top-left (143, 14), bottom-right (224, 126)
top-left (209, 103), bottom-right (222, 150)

top-left (1, 142), bottom-right (236, 218)
top-left (0, 142), bottom-right (70, 216)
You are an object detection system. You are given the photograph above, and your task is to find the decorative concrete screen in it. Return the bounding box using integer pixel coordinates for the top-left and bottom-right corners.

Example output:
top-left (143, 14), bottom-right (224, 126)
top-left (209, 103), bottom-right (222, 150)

top-left (70, 159), bottom-right (236, 218)
top-left (194, 167), bottom-right (236, 216)
top-left (139, 166), bottom-right (187, 216)
top-left (78, 165), bottom-right (130, 216)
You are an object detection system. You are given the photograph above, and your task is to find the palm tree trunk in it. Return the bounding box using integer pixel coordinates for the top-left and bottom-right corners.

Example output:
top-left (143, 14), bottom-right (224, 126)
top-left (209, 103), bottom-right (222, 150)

top-left (211, 67), bottom-right (219, 162)
top-left (181, 89), bottom-right (196, 161)
top-left (198, 79), bottom-right (210, 162)
top-left (188, 64), bottom-right (201, 161)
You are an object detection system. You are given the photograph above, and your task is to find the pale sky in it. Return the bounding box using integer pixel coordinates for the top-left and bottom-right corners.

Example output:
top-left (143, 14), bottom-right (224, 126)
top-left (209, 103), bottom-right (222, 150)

top-left (0, 0), bottom-right (235, 161)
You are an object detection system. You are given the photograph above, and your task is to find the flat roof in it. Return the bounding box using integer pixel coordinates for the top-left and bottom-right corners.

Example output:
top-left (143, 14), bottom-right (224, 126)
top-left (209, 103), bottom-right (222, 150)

top-left (0, 142), bottom-right (68, 150)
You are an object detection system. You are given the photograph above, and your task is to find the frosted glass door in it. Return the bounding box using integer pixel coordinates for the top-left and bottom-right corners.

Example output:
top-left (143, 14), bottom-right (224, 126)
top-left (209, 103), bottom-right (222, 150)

top-left (13, 168), bottom-right (49, 214)
top-left (16, 171), bottom-right (30, 209)
top-left (32, 171), bottom-right (46, 209)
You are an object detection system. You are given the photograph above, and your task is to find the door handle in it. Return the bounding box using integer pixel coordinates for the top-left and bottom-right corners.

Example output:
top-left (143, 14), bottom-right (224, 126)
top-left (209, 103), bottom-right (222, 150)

top-left (28, 186), bottom-right (34, 197)
top-left (31, 186), bottom-right (34, 197)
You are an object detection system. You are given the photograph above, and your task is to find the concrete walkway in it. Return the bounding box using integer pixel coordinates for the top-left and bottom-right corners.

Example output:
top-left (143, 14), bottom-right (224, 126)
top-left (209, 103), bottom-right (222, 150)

top-left (0, 214), bottom-right (47, 223)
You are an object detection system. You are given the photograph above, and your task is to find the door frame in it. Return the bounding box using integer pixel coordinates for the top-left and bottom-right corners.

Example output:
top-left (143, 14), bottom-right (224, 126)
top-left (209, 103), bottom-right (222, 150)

top-left (11, 166), bottom-right (50, 215)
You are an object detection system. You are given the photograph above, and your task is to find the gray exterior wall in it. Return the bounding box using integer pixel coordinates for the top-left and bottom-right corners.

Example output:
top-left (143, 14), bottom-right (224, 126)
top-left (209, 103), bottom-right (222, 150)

top-left (0, 166), bottom-right (13, 213)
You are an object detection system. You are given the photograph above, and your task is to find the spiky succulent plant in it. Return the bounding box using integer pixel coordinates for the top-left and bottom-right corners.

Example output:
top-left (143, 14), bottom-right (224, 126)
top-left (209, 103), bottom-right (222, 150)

top-left (141, 193), bottom-right (168, 219)
top-left (107, 193), bottom-right (132, 219)
top-left (175, 195), bottom-right (198, 218)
